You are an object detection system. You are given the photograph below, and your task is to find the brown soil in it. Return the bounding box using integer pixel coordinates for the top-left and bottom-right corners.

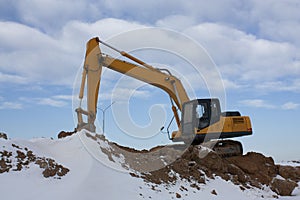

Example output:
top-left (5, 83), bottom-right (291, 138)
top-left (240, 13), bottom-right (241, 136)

top-left (35, 158), bottom-right (70, 178)
top-left (87, 132), bottom-right (299, 196)
top-left (142, 147), bottom-right (299, 196)
top-left (0, 140), bottom-right (69, 178)
top-left (278, 165), bottom-right (300, 182)
top-left (58, 129), bottom-right (77, 139)
top-left (0, 132), bottom-right (8, 140)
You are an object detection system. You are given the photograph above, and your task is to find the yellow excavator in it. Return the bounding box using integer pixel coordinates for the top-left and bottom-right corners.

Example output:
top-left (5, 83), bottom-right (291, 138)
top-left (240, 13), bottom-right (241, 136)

top-left (75, 37), bottom-right (252, 156)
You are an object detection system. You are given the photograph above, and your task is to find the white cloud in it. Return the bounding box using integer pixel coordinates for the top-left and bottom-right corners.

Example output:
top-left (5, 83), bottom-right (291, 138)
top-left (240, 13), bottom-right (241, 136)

top-left (3, 0), bottom-right (300, 44)
top-left (156, 15), bottom-right (196, 30)
top-left (52, 95), bottom-right (74, 101)
top-left (185, 23), bottom-right (300, 83)
top-left (15, 0), bottom-right (96, 33)
top-left (0, 19), bottom-right (147, 87)
top-left (0, 96), bottom-right (22, 109)
top-left (36, 98), bottom-right (67, 107)
top-left (0, 72), bottom-right (28, 84)
top-left (0, 1), bottom-right (300, 98)
top-left (0, 21), bottom-right (78, 86)
top-left (250, 0), bottom-right (300, 44)
top-left (222, 79), bottom-right (242, 90)
top-left (109, 87), bottom-right (153, 102)
top-left (281, 102), bottom-right (299, 110)
top-left (0, 102), bottom-right (22, 110)
top-left (19, 95), bottom-right (70, 108)
top-left (255, 79), bottom-right (300, 93)
top-left (240, 99), bottom-right (299, 110)
top-left (239, 99), bottom-right (275, 109)
top-left (0, 18), bottom-right (299, 93)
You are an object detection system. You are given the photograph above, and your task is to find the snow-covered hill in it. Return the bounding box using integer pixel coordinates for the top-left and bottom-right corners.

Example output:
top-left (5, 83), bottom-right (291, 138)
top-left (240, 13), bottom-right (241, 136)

top-left (0, 130), bottom-right (299, 200)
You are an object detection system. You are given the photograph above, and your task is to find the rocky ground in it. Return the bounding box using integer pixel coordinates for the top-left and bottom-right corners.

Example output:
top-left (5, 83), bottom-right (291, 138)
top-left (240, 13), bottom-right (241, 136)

top-left (0, 132), bottom-right (69, 178)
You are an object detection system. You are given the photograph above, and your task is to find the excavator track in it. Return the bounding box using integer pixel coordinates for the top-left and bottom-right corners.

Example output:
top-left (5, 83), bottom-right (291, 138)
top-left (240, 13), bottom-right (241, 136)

top-left (171, 139), bottom-right (243, 158)
top-left (211, 140), bottom-right (243, 157)
top-left (175, 135), bottom-right (244, 158)
top-left (195, 140), bottom-right (243, 157)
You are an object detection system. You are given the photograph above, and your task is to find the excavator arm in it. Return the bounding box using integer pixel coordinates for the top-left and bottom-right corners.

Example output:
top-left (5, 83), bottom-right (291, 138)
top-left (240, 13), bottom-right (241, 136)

top-left (75, 37), bottom-right (189, 133)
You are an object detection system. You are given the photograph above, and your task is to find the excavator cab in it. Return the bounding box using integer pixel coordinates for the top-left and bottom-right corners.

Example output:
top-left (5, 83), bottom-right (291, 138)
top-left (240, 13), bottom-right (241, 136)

top-left (181, 99), bottom-right (221, 142)
top-left (180, 98), bottom-right (252, 146)
top-left (179, 98), bottom-right (252, 156)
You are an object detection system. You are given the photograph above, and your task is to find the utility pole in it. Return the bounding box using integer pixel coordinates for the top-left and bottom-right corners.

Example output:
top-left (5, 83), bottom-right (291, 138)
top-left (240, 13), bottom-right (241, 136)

top-left (98, 101), bottom-right (115, 133)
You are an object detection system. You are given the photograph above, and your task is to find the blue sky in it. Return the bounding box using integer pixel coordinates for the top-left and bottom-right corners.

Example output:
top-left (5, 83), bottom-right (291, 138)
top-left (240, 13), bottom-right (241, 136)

top-left (0, 0), bottom-right (299, 161)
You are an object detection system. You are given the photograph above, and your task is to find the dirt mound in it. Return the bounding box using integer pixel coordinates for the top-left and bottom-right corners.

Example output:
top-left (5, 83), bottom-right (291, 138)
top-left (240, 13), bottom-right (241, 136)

top-left (0, 142), bottom-right (69, 178)
top-left (0, 132), bottom-right (8, 140)
top-left (84, 132), bottom-right (299, 196)
top-left (85, 132), bottom-right (185, 172)
top-left (278, 165), bottom-right (300, 182)
top-left (137, 146), bottom-right (299, 196)
top-left (58, 129), bottom-right (77, 139)
top-left (226, 152), bottom-right (278, 185)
